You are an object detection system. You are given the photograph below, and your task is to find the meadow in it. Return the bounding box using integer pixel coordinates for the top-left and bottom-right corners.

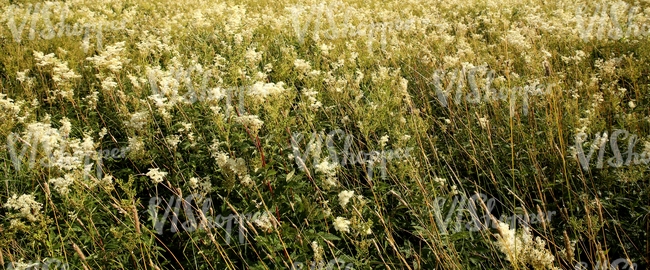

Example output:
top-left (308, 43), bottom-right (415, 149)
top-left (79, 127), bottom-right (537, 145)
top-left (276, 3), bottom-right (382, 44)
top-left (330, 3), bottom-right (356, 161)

top-left (0, 0), bottom-right (649, 269)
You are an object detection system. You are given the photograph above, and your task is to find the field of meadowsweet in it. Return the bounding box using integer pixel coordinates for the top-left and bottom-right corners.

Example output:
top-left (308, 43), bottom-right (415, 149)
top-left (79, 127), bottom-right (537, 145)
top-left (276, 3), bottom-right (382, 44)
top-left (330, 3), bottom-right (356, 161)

top-left (1, 0), bottom-right (650, 269)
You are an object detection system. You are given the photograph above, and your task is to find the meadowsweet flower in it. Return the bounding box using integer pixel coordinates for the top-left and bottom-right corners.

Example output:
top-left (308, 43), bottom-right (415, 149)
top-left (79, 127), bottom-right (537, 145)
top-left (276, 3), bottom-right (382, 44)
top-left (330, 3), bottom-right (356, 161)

top-left (166, 135), bottom-right (181, 150)
top-left (322, 200), bottom-right (332, 217)
top-left (264, 63), bottom-right (273, 73)
top-left (86, 41), bottom-right (128, 73)
top-left (235, 115), bottom-right (264, 133)
top-left (124, 111), bottom-right (150, 129)
top-left (16, 69), bottom-right (29, 83)
top-left (101, 77), bottom-right (118, 91)
top-left (311, 241), bottom-right (324, 262)
top-left (494, 221), bottom-right (523, 264)
top-left (189, 177), bottom-right (199, 188)
top-left (333, 216), bottom-right (351, 233)
top-left (5, 194), bottom-right (42, 222)
top-left (254, 211), bottom-right (278, 232)
top-left (241, 174), bottom-right (253, 187)
top-left (248, 81), bottom-right (286, 103)
top-left (450, 185), bottom-right (459, 195)
top-left (316, 158), bottom-right (339, 189)
top-left (49, 174), bottom-right (75, 195)
top-left (303, 88), bottom-right (322, 110)
top-left (127, 136), bottom-right (144, 157)
top-left (146, 168), bottom-right (168, 184)
top-left (244, 47), bottom-right (263, 65)
top-left (338, 190), bottom-right (355, 208)
top-left (379, 135), bottom-right (389, 148)
top-left (294, 59), bottom-right (312, 74)
top-left (494, 221), bottom-right (556, 269)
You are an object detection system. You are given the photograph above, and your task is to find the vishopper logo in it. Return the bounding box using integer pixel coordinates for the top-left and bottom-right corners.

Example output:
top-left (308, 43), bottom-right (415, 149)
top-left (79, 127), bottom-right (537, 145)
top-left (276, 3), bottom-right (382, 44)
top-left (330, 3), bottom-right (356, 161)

top-left (4, 2), bottom-right (127, 53)
top-left (146, 65), bottom-right (249, 118)
top-left (428, 65), bottom-right (556, 117)
top-left (147, 194), bottom-right (274, 245)
top-left (574, 258), bottom-right (637, 270)
top-left (287, 3), bottom-right (413, 54)
top-left (5, 258), bottom-right (69, 269)
top-left (430, 193), bottom-right (556, 235)
top-left (290, 258), bottom-right (354, 270)
top-left (575, 2), bottom-right (650, 42)
top-left (6, 132), bottom-right (128, 180)
top-left (290, 129), bottom-right (413, 182)
top-left (572, 129), bottom-right (650, 171)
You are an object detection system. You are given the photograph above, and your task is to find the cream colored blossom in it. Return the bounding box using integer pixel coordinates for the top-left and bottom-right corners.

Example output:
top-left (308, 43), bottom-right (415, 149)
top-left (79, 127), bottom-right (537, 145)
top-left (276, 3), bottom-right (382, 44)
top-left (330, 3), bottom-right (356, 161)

top-left (333, 216), bottom-right (351, 233)
top-left (235, 115), bottom-right (264, 133)
top-left (49, 174), bottom-right (75, 195)
top-left (338, 190), bottom-right (355, 208)
top-left (146, 168), bottom-right (168, 184)
top-left (5, 194), bottom-right (42, 222)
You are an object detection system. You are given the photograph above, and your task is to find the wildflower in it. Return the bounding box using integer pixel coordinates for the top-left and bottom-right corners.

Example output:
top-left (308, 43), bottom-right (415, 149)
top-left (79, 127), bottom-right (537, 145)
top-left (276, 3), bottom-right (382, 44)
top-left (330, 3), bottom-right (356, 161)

top-left (146, 168), bottom-right (168, 184)
top-left (189, 177), bottom-right (199, 188)
top-left (338, 190), bottom-right (355, 208)
top-left (254, 211), bottom-right (278, 232)
top-left (241, 174), bottom-right (253, 187)
top-left (333, 216), bottom-right (351, 233)
top-left (124, 111), bottom-right (149, 129)
top-left (5, 194), bottom-right (43, 222)
top-left (311, 241), bottom-right (324, 262)
top-left (248, 81), bottom-right (286, 103)
top-left (294, 59), bottom-right (312, 74)
top-left (379, 135), bottom-right (389, 148)
top-left (244, 47), bottom-right (263, 65)
top-left (49, 174), bottom-right (75, 195)
top-left (494, 220), bottom-right (555, 269)
top-left (235, 115), bottom-right (264, 133)
top-left (16, 69), bottom-right (29, 83)
top-left (166, 135), bottom-right (181, 150)
top-left (303, 88), bottom-right (322, 110)
top-left (323, 200), bottom-right (332, 217)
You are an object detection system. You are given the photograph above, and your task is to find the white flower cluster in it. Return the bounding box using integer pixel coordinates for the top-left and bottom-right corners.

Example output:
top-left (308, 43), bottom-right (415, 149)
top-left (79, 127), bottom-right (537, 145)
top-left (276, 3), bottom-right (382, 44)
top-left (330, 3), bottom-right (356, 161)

top-left (244, 47), bottom-right (263, 65)
top-left (49, 174), bottom-right (75, 195)
top-left (494, 221), bottom-right (555, 270)
top-left (311, 241), bottom-right (324, 263)
top-left (13, 119), bottom-right (95, 171)
top-left (0, 92), bottom-right (27, 122)
top-left (210, 142), bottom-right (252, 186)
top-left (333, 216), bottom-right (351, 233)
top-left (127, 136), bottom-right (145, 157)
top-left (5, 194), bottom-right (43, 222)
top-left (294, 59), bottom-right (312, 74)
top-left (302, 88), bottom-right (322, 110)
top-left (86, 41), bottom-right (129, 73)
top-left (338, 190), bottom-right (354, 208)
top-left (433, 177), bottom-right (446, 186)
top-left (33, 51), bottom-right (81, 99)
top-left (124, 111), bottom-right (150, 130)
top-left (188, 176), bottom-right (212, 194)
top-left (247, 81), bottom-right (286, 104)
top-left (146, 168), bottom-right (168, 184)
top-left (315, 157), bottom-right (339, 189)
top-left (253, 211), bottom-right (278, 232)
top-left (234, 115), bottom-right (264, 134)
